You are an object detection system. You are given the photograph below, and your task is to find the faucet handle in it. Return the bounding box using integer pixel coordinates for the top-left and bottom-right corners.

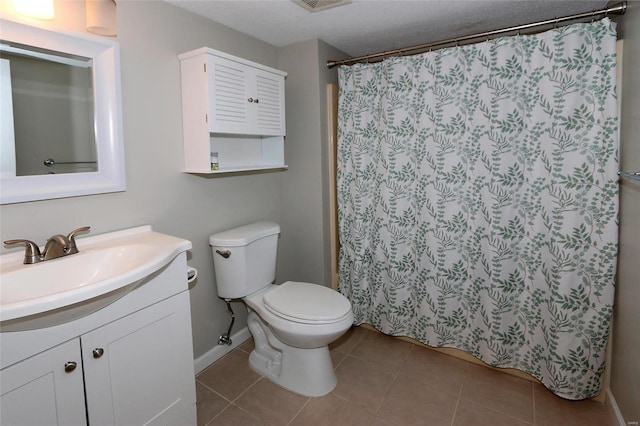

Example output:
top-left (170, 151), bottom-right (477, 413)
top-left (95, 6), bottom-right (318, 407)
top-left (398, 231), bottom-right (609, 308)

top-left (66, 226), bottom-right (90, 254)
top-left (4, 239), bottom-right (42, 264)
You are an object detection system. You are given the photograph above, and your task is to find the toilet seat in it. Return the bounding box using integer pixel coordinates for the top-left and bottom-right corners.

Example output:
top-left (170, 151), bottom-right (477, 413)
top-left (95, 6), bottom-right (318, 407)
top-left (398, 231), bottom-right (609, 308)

top-left (263, 281), bottom-right (352, 325)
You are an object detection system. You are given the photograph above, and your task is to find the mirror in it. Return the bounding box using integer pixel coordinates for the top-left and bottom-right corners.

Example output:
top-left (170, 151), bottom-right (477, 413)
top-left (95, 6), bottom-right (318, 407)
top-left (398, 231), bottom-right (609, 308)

top-left (0, 18), bottom-right (125, 204)
top-left (1, 45), bottom-right (97, 176)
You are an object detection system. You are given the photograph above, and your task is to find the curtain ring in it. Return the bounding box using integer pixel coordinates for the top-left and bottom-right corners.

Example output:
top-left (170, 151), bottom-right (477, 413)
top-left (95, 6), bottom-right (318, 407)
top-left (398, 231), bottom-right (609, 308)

top-left (553, 17), bottom-right (559, 28)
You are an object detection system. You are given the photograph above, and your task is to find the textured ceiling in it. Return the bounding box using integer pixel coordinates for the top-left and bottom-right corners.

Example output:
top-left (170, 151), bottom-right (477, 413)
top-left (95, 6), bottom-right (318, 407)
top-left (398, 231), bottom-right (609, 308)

top-left (165, 0), bottom-right (610, 58)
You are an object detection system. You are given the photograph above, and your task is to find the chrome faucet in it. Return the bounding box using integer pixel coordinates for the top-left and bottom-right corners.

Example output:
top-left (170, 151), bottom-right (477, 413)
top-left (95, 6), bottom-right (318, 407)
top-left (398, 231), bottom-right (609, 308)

top-left (4, 226), bottom-right (91, 264)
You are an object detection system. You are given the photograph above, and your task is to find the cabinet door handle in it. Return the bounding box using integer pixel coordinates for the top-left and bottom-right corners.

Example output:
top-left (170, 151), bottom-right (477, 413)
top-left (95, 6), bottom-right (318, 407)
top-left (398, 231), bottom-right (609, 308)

top-left (92, 348), bottom-right (104, 359)
top-left (64, 361), bottom-right (77, 373)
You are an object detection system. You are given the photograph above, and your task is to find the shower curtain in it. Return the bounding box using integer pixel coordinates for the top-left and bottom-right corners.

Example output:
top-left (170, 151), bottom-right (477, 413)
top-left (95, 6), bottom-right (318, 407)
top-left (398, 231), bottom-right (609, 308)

top-left (336, 19), bottom-right (618, 400)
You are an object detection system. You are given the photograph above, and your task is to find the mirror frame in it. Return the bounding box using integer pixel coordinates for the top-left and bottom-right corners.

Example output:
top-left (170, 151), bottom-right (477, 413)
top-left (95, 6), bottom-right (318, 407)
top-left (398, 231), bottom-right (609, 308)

top-left (0, 18), bottom-right (125, 204)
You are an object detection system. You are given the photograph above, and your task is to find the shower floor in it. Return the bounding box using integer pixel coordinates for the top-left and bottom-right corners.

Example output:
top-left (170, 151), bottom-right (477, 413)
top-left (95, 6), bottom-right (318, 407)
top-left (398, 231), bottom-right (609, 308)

top-left (195, 326), bottom-right (616, 426)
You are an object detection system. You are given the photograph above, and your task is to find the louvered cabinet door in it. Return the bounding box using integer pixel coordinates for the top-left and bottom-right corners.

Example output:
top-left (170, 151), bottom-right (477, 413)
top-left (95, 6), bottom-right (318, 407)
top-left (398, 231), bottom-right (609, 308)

top-left (208, 55), bottom-right (285, 136)
top-left (254, 71), bottom-right (286, 136)
top-left (179, 47), bottom-right (288, 173)
top-left (208, 55), bottom-right (251, 134)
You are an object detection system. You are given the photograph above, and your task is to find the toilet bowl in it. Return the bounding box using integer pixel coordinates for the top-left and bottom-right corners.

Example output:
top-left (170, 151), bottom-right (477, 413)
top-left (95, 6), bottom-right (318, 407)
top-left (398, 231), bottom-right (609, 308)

top-left (250, 281), bottom-right (353, 348)
top-left (245, 283), bottom-right (353, 396)
top-left (209, 222), bottom-right (353, 397)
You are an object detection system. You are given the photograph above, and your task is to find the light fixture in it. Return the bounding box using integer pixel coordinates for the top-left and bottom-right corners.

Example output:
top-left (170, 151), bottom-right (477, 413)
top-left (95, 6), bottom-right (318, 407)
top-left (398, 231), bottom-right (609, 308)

top-left (291, 0), bottom-right (351, 13)
top-left (86, 0), bottom-right (117, 37)
top-left (13, 0), bottom-right (55, 20)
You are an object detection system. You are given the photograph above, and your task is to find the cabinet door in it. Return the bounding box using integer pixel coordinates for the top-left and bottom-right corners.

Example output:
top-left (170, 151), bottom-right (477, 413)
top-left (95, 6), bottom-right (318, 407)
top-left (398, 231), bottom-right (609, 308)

top-left (208, 55), bottom-right (286, 136)
top-left (0, 338), bottom-right (86, 426)
top-left (81, 292), bottom-right (196, 426)
top-left (208, 55), bottom-right (251, 134)
top-left (254, 70), bottom-right (286, 136)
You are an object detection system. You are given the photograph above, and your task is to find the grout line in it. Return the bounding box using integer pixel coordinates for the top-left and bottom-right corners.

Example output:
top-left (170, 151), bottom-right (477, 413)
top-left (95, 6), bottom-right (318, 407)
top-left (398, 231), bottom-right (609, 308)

top-left (232, 375), bottom-right (263, 403)
top-left (234, 402), bottom-right (268, 424)
top-left (531, 381), bottom-right (537, 425)
top-left (341, 351), bottom-right (400, 376)
top-left (455, 361), bottom-right (536, 425)
top-left (195, 352), bottom-right (262, 405)
top-left (331, 391), bottom-right (382, 417)
top-left (374, 372), bottom-right (399, 415)
top-left (450, 398), bottom-right (461, 426)
top-left (458, 367), bottom-right (535, 424)
top-left (206, 400), bottom-right (264, 426)
top-left (196, 378), bottom-right (236, 405)
top-left (372, 343), bottom-right (415, 416)
top-left (450, 355), bottom-right (469, 426)
top-left (203, 404), bottom-right (232, 426)
top-left (207, 374), bottom-right (268, 425)
top-left (331, 349), bottom-right (348, 369)
top-left (457, 396), bottom-right (535, 425)
top-left (286, 397), bottom-right (313, 426)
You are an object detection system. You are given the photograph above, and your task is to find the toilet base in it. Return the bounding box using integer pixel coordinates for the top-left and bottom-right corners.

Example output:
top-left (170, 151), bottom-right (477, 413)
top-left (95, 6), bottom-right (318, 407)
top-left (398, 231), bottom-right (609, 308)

top-left (247, 312), bottom-right (337, 397)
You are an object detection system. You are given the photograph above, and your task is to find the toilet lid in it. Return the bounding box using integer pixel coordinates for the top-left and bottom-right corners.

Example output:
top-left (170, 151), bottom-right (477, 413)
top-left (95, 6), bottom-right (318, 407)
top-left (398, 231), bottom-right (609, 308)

top-left (263, 281), bottom-right (351, 323)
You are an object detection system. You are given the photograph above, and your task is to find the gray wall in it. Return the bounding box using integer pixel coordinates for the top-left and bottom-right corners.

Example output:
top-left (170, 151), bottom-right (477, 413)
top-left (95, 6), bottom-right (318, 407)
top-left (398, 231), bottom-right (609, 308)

top-left (611, 2), bottom-right (640, 424)
top-left (277, 40), bottom-right (347, 288)
top-left (0, 1), bottom-right (285, 361)
top-left (317, 40), bottom-right (349, 286)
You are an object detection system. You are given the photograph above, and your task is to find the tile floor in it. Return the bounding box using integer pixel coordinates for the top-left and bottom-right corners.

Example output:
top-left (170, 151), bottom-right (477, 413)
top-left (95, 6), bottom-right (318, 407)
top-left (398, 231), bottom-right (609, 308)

top-left (195, 326), bottom-right (617, 426)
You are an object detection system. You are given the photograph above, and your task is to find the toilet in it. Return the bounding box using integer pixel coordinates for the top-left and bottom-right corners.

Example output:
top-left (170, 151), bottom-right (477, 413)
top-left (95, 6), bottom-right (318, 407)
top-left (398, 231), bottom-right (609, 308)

top-left (209, 221), bottom-right (353, 397)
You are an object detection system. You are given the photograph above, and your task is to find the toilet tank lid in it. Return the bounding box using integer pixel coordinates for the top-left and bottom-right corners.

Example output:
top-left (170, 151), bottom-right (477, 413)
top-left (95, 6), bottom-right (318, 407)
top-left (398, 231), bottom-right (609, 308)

top-left (209, 221), bottom-right (280, 247)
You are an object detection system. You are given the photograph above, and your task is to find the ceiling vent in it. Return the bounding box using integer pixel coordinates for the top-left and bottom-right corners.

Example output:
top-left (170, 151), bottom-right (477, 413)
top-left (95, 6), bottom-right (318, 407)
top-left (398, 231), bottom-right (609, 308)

top-left (291, 0), bottom-right (351, 13)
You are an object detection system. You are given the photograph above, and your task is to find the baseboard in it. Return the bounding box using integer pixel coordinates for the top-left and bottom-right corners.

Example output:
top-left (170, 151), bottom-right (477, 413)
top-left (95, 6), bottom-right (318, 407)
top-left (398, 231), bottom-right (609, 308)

top-left (607, 388), bottom-right (626, 426)
top-left (193, 327), bottom-right (251, 375)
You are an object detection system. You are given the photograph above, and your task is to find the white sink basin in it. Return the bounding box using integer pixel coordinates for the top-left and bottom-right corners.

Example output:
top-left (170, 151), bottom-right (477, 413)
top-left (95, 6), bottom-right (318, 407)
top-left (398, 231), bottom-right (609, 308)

top-left (0, 226), bottom-right (191, 331)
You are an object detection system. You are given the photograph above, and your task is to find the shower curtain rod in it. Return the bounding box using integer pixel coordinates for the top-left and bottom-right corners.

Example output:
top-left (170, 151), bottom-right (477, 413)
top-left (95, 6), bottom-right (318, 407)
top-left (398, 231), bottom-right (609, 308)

top-left (619, 171), bottom-right (640, 182)
top-left (326, 1), bottom-right (627, 68)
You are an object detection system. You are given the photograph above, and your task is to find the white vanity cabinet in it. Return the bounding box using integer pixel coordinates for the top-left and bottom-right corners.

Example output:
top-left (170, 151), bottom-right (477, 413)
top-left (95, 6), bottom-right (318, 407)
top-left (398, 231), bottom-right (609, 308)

top-left (0, 252), bottom-right (196, 426)
top-left (0, 339), bottom-right (86, 425)
top-left (179, 47), bottom-right (287, 174)
top-left (82, 292), bottom-right (194, 426)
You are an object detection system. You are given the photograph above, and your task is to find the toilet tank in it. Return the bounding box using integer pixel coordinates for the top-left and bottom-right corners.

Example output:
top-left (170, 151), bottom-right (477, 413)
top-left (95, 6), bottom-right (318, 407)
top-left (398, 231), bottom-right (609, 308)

top-left (209, 222), bottom-right (280, 299)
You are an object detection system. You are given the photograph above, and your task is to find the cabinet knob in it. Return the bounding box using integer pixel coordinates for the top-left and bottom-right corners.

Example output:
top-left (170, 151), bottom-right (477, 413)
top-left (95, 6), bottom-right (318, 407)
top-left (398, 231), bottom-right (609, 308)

top-left (92, 348), bottom-right (104, 359)
top-left (254, 98), bottom-right (259, 104)
top-left (248, 97), bottom-right (254, 103)
top-left (64, 361), bottom-right (77, 373)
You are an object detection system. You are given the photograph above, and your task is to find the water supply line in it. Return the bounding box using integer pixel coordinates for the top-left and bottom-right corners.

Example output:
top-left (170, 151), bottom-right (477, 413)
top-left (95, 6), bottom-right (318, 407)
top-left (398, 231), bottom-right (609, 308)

top-left (218, 299), bottom-right (235, 345)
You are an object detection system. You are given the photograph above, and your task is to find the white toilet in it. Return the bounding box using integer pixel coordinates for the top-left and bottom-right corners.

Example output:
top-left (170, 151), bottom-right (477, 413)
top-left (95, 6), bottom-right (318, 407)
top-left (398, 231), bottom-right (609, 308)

top-left (209, 221), bottom-right (353, 397)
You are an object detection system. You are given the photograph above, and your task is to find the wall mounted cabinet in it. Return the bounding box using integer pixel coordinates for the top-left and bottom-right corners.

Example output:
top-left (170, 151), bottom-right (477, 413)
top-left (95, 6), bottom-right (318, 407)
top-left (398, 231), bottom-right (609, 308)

top-left (179, 48), bottom-right (287, 174)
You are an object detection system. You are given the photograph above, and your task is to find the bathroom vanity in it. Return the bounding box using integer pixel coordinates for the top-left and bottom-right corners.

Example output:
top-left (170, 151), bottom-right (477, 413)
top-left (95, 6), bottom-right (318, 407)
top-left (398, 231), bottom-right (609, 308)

top-left (0, 227), bottom-right (196, 425)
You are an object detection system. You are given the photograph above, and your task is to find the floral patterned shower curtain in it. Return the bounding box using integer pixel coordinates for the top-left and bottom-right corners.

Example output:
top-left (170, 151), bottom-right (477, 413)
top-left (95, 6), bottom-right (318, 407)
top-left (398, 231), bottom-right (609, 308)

top-left (336, 19), bottom-right (618, 400)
